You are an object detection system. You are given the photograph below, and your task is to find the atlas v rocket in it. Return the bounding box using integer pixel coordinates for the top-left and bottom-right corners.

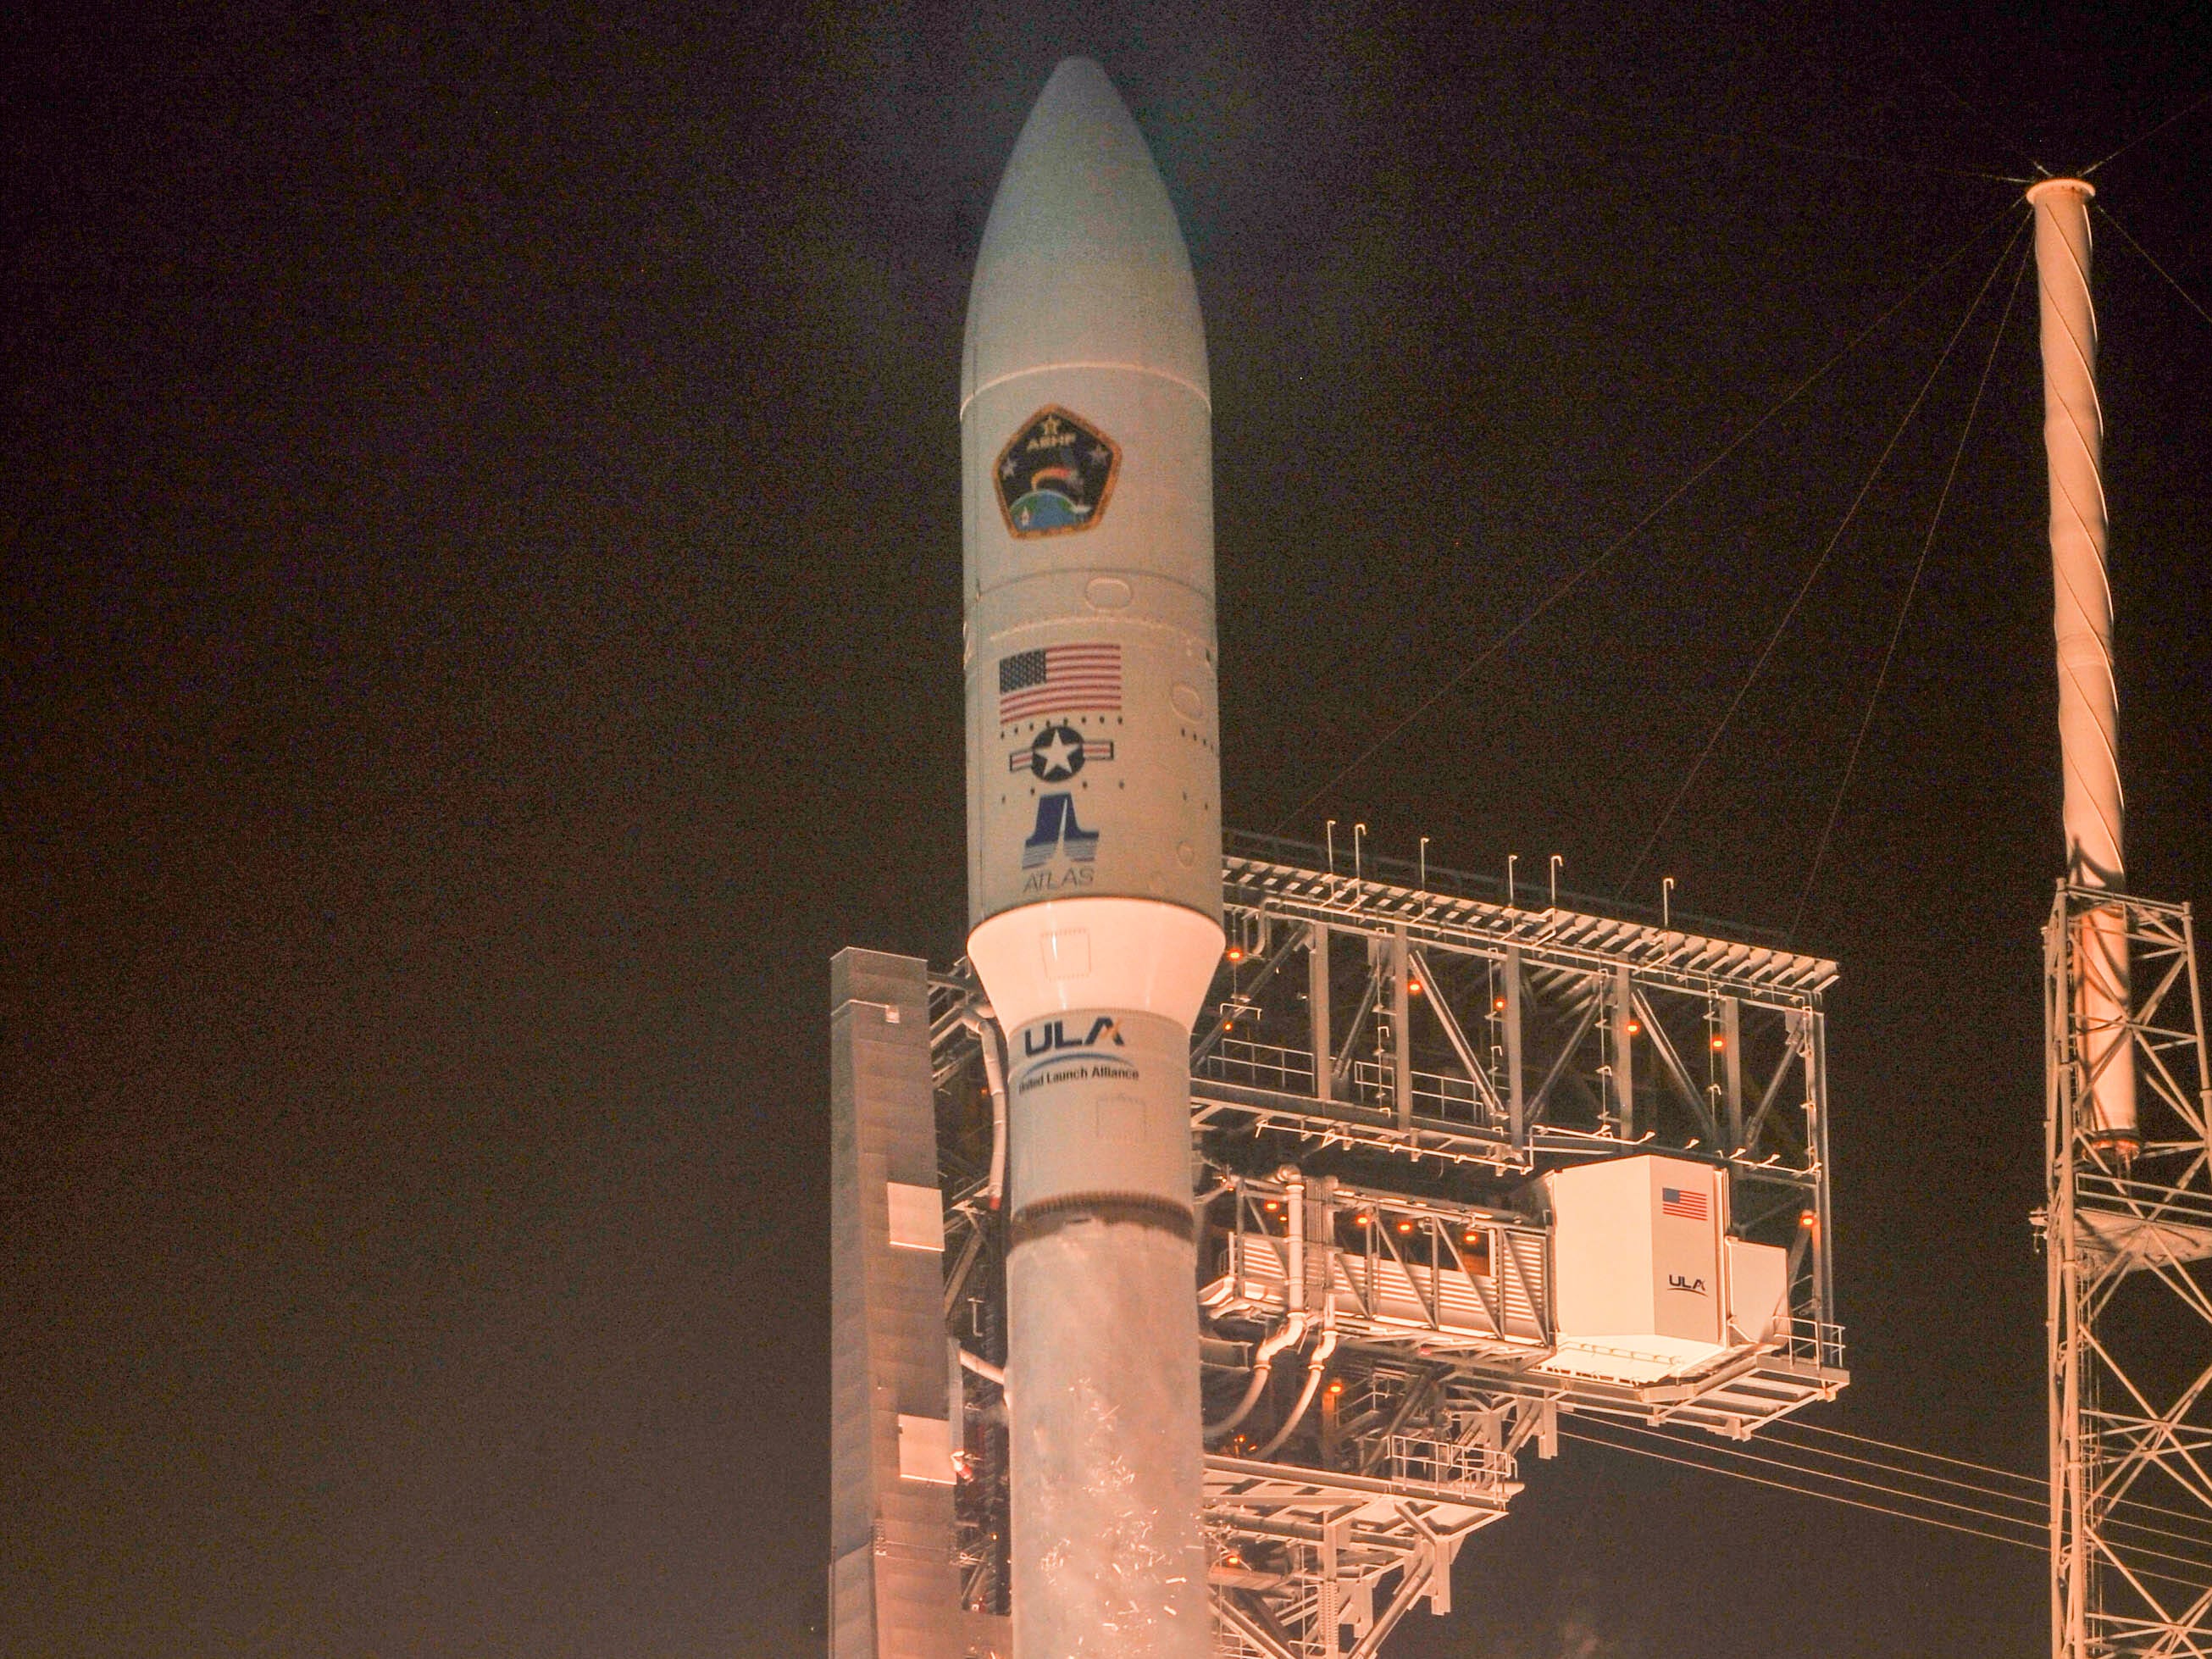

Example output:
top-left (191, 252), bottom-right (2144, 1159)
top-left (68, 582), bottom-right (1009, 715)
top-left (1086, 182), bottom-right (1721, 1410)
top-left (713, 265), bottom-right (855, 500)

top-left (961, 59), bottom-right (1218, 1658)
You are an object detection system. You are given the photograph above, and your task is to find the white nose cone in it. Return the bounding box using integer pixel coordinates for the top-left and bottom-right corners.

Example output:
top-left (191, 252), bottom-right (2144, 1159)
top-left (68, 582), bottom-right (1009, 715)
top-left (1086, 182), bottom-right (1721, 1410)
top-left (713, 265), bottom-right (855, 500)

top-left (959, 59), bottom-right (1217, 1659)
top-left (962, 58), bottom-right (1209, 409)
top-left (961, 57), bottom-right (1222, 1036)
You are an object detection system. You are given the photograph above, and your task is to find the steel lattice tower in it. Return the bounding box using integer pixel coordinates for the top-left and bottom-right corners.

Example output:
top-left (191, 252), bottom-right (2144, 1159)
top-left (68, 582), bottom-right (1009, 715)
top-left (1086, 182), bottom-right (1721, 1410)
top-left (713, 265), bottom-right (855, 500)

top-left (2029, 178), bottom-right (2212, 1659)
top-left (2045, 890), bottom-right (2212, 1659)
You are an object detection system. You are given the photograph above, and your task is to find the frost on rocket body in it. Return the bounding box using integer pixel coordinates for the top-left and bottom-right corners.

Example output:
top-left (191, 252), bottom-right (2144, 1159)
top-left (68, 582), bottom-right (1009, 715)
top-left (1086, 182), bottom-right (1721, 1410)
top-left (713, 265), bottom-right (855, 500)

top-left (1007, 1221), bottom-right (1208, 1656)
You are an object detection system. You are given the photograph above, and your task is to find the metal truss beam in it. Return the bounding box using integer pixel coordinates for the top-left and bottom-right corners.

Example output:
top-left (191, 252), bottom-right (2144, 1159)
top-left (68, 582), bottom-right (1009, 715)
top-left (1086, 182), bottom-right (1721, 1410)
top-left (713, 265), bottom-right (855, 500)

top-left (922, 848), bottom-right (1850, 1659)
top-left (2045, 886), bottom-right (2212, 1659)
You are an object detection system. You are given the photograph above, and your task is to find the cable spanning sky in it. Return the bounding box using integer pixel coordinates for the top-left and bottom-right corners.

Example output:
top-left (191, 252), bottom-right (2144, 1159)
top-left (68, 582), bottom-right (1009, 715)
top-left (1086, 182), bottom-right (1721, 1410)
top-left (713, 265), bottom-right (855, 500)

top-left (6, 3), bottom-right (2210, 1655)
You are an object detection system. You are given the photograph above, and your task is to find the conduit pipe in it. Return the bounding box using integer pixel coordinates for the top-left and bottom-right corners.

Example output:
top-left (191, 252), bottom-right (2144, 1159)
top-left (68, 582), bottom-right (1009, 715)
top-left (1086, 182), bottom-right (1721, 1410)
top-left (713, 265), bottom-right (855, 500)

top-left (1207, 1172), bottom-right (1310, 1441)
top-left (1205, 1312), bottom-right (1308, 1441)
top-left (959, 1346), bottom-right (1010, 1401)
top-left (1253, 1321), bottom-right (1339, 1460)
top-left (962, 1004), bottom-right (1011, 1208)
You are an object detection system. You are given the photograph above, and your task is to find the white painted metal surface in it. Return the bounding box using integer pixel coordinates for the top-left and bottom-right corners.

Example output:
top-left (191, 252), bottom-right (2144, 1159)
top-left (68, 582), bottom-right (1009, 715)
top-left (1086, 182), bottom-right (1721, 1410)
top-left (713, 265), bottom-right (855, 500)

top-left (887, 1182), bottom-right (947, 1252)
top-left (900, 1415), bottom-right (957, 1485)
top-left (1542, 1155), bottom-right (1735, 1384)
top-left (2029, 177), bottom-right (2137, 1151)
top-left (1724, 1238), bottom-right (1789, 1346)
top-left (962, 58), bottom-right (1219, 1659)
top-left (916, 843), bottom-right (1850, 1657)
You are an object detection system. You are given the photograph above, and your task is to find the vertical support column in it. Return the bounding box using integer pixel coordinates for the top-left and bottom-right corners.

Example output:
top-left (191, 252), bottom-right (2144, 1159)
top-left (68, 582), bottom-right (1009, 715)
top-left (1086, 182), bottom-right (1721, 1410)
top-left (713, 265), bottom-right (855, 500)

top-left (1505, 945), bottom-right (1525, 1153)
top-left (1808, 1003), bottom-right (1836, 1341)
top-left (2031, 175), bottom-right (2133, 1659)
top-left (1721, 996), bottom-right (1744, 1153)
top-left (1610, 963), bottom-right (1635, 1140)
top-left (829, 949), bottom-right (967, 1659)
top-left (2044, 898), bottom-right (2087, 1659)
top-left (1392, 925), bottom-right (1413, 1132)
top-left (1310, 922), bottom-right (1333, 1103)
top-left (1320, 1516), bottom-right (1349, 1659)
top-left (1426, 1533), bottom-right (1456, 1615)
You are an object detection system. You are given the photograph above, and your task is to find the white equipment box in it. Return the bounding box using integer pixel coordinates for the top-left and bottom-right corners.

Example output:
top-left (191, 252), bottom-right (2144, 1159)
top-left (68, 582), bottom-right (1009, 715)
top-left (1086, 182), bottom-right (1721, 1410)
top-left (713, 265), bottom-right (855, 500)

top-left (1538, 1153), bottom-right (1788, 1384)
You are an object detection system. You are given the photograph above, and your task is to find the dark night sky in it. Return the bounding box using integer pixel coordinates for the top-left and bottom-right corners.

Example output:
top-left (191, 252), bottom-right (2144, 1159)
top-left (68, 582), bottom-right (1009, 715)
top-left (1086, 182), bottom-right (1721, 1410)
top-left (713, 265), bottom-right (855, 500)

top-left (6, 3), bottom-right (2210, 1654)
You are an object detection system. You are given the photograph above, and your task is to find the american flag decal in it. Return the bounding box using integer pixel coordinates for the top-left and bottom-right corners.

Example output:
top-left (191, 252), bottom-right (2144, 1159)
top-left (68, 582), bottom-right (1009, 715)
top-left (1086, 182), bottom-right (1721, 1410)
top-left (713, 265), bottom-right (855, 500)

top-left (997, 644), bottom-right (1122, 723)
top-left (1660, 1186), bottom-right (1709, 1222)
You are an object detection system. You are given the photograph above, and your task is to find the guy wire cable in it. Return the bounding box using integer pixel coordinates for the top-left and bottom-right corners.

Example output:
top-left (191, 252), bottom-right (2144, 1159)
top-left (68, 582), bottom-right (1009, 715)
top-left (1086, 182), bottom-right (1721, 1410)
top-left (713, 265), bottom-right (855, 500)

top-left (1556, 1424), bottom-right (2047, 1553)
top-left (1540, 98), bottom-right (2028, 183)
top-left (1765, 1419), bottom-right (2212, 1534)
top-left (1566, 1418), bottom-right (2212, 1567)
top-left (1614, 211), bottom-right (2030, 898)
top-left (1559, 1424), bottom-right (2212, 1596)
top-left (1864, 10), bottom-right (2050, 182)
top-left (1267, 196), bottom-right (2026, 837)
top-left (1784, 229), bottom-right (2033, 940)
top-left (1557, 1425), bottom-right (2212, 1593)
top-left (1562, 1425), bottom-right (2212, 1586)
top-left (2082, 84), bottom-right (2212, 177)
top-left (1768, 1417), bottom-right (2043, 1481)
top-left (2094, 203), bottom-right (2212, 335)
top-left (1567, 1417), bottom-right (2048, 1531)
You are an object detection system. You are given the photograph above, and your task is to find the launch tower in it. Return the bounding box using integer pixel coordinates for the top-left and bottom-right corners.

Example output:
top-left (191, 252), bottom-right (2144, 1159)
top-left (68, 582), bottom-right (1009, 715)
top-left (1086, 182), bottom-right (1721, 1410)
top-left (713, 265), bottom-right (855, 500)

top-left (832, 59), bottom-right (1851, 1659)
top-left (834, 834), bottom-right (1850, 1659)
top-left (2028, 180), bottom-right (2212, 1659)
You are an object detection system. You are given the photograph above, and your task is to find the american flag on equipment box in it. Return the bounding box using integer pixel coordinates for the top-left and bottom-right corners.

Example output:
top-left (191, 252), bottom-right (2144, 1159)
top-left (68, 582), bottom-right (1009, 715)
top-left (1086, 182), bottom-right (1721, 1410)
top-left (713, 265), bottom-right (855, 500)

top-left (1660, 1185), bottom-right (1709, 1222)
top-left (997, 644), bottom-right (1122, 723)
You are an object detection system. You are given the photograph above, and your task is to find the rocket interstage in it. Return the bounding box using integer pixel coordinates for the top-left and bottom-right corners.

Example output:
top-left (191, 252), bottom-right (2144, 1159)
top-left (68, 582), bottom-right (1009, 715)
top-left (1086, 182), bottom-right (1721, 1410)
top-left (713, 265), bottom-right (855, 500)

top-left (961, 59), bottom-right (1217, 1658)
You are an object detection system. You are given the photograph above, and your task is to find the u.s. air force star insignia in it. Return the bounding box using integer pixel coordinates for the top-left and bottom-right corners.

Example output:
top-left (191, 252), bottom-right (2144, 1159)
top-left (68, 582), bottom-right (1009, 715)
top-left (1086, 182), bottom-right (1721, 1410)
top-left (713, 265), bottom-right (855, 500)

top-left (997, 408), bottom-right (1119, 538)
top-left (1007, 724), bottom-right (1116, 781)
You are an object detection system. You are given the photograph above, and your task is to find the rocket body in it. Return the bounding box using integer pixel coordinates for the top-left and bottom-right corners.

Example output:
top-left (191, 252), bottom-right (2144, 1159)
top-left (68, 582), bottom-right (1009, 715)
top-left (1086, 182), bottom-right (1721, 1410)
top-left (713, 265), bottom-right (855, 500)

top-left (962, 59), bottom-right (1218, 1657)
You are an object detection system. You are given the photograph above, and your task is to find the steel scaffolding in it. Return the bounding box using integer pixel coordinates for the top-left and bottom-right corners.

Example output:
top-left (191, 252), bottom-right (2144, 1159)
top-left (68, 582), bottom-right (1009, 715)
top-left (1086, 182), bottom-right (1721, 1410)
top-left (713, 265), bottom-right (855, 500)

top-left (2043, 885), bottom-right (2212, 1659)
top-left (918, 841), bottom-right (1847, 1658)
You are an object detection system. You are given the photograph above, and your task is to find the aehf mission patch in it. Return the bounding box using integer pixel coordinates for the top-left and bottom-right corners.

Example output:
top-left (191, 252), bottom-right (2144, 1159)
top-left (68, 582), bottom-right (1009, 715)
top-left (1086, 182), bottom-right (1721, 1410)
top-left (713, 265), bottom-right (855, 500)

top-left (995, 407), bottom-right (1119, 537)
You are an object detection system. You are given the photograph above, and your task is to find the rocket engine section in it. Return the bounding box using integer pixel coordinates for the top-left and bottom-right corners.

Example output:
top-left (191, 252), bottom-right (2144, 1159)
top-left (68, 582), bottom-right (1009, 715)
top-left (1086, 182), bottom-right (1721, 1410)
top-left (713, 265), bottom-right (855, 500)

top-left (961, 59), bottom-right (1219, 1659)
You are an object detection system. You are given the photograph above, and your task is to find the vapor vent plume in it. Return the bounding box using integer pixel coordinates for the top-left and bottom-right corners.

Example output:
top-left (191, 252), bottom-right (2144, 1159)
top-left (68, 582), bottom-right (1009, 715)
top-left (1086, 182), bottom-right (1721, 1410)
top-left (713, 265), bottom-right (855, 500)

top-left (1489, 1608), bottom-right (1633, 1659)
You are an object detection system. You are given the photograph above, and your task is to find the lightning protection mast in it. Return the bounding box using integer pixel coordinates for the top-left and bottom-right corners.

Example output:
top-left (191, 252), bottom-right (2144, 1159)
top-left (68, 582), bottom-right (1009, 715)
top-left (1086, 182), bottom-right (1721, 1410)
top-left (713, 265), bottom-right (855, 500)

top-left (2030, 178), bottom-right (2212, 1659)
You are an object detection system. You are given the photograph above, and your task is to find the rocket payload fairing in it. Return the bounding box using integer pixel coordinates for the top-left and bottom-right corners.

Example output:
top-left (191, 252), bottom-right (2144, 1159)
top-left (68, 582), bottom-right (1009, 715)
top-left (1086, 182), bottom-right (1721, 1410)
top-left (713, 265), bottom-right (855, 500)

top-left (962, 59), bottom-right (1219, 1657)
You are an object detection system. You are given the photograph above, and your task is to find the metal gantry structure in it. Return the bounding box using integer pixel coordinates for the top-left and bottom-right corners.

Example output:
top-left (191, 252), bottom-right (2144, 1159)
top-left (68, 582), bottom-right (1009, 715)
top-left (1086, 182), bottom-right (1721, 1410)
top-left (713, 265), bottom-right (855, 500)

top-left (2024, 177), bottom-right (2212, 1659)
top-left (915, 837), bottom-right (1848, 1659)
top-left (2043, 886), bottom-right (2212, 1659)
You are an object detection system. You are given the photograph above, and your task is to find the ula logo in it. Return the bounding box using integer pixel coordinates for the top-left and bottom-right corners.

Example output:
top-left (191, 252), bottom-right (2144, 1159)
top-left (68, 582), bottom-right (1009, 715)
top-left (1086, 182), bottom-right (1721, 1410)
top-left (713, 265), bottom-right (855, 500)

top-left (1667, 1273), bottom-right (1709, 1296)
top-left (1023, 1016), bottom-right (1125, 1057)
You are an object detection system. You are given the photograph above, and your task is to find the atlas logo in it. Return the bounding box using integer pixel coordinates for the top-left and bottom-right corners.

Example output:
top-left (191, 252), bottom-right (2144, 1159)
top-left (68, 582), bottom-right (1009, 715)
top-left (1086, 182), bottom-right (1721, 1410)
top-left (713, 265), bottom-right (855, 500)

top-left (1022, 792), bottom-right (1100, 868)
top-left (1667, 1273), bottom-right (1709, 1296)
top-left (1023, 1016), bottom-right (1126, 1057)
